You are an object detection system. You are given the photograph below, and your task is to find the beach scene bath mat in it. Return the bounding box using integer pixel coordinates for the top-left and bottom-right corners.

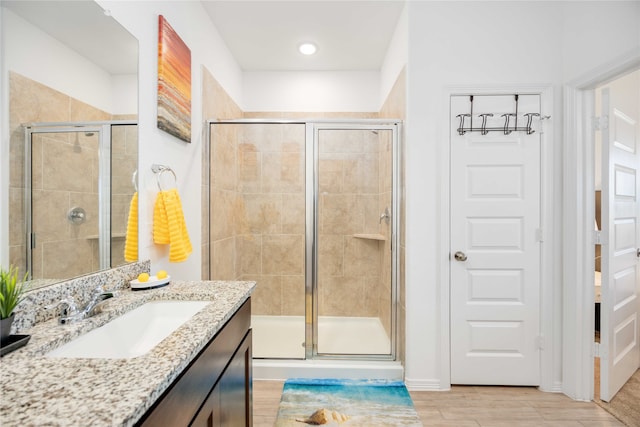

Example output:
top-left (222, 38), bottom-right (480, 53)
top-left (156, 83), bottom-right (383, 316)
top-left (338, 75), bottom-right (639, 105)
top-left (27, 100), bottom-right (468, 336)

top-left (275, 379), bottom-right (422, 426)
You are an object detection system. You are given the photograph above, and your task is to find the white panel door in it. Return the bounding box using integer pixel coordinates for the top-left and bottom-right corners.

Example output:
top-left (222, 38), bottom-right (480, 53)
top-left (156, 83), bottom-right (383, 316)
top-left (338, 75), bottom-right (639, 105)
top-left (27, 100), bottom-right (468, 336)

top-left (450, 94), bottom-right (541, 385)
top-left (600, 72), bottom-right (640, 402)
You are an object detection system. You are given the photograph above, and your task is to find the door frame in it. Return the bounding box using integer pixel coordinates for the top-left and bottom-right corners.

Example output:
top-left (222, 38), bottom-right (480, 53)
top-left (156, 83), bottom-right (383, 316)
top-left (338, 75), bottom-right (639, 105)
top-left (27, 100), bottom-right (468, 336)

top-left (441, 85), bottom-right (556, 391)
top-left (563, 50), bottom-right (640, 401)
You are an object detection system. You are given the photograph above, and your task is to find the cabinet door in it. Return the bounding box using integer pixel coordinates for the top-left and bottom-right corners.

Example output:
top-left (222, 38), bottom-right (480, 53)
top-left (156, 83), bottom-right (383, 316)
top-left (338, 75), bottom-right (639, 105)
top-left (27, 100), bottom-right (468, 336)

top-left (220, 330), bottom-right (252, 426)
top-left (191, 330), bottom-right (252, 427)
top-left (190, 386), bottom-right (221, 427)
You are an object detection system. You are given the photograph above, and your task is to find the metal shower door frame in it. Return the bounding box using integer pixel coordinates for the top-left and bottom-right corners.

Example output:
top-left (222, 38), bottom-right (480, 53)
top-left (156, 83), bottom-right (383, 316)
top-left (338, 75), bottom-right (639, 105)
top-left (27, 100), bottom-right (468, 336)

top-left (23, 120), bottom-right (134, 278)
top-left (207, 118), bottom-right (402, 362)
top-left (308, 121), bottom-right (401, 361)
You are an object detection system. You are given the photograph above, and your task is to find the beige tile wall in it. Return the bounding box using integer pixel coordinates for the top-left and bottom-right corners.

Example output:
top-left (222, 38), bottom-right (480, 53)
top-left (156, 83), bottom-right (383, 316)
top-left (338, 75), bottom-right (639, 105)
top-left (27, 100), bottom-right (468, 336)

top-left (236, 123), bottom-right (306, 315)
top-left (7, 72), bottom-right (136, 280)
top-left (201, 66), bottom-right (243, 280)
top-left (317, 129), bottom-right (386, 321)
top-left (110, 120), bottom-right (138, 267)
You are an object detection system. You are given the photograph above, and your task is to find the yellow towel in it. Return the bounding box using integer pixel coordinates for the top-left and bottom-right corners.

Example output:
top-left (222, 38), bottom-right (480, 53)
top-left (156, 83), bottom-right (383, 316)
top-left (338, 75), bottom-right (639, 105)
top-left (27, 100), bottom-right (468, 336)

top-left (124, 192), bottom-right (138, 262)
top-left (153, 188), bottom-right (192, 262)
top-left (153, 192), bottom-right (170, 244)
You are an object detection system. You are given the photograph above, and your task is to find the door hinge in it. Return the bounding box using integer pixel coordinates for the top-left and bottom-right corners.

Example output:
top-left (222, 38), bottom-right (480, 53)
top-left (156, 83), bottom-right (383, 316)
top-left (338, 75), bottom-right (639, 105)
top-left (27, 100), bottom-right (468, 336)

top-left (593, 230), bottom-right (602, 245)
top-left (536, 336), bottom-right (545, 350)
top-left (535, 228), bottom-right (543, 242)
top-left (593, 115), bottom-right (609, 131)
top-left (593, 342), bottom-right (600, 357)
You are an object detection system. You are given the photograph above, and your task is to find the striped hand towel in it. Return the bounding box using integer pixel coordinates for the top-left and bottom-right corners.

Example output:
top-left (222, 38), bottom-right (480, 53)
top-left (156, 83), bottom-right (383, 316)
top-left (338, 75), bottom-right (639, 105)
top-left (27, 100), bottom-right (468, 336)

top-left (124, 192), bottom-right (138, 262)
top-left (153, 189), bottom-right (192, 262)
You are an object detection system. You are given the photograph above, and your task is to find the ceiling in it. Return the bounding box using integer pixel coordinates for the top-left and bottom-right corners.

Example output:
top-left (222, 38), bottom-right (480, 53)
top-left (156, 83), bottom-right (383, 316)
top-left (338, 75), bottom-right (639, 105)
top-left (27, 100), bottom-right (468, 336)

top-left (2, 0), bottom-right (138, 75)
top-left (201, 1), bottom-right (406, 71)
top-left (3, 0), bottom-right (405, 74)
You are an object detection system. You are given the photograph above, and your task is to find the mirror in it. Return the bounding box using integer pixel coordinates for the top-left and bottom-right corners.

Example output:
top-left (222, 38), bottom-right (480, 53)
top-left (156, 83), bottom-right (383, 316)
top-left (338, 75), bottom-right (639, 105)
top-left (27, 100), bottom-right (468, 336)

top-left (2, 1), bottom-right (139, 290)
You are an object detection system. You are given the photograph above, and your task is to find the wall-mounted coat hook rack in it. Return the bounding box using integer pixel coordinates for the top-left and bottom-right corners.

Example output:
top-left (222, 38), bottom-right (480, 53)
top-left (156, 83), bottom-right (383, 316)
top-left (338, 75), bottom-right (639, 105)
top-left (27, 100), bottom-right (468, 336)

top-left (456, 94), bottom-right (549, 136)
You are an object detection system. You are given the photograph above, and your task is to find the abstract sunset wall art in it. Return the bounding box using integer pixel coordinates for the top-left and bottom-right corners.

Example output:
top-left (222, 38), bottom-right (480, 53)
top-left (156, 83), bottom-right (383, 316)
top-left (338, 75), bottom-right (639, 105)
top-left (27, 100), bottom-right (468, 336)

top-left (157, 15), bottom-right (191, 143)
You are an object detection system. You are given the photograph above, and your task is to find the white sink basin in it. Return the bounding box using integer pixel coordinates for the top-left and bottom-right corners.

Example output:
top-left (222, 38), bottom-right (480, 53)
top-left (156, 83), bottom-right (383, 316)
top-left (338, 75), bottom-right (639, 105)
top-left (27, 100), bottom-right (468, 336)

top-left (46, 300), bottom-right (209, 359)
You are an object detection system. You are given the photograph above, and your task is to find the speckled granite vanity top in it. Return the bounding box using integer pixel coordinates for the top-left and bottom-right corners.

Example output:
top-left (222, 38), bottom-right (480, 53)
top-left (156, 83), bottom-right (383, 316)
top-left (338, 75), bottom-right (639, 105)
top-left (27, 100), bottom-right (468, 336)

top-left (0, 280), bottom-right (255, 426)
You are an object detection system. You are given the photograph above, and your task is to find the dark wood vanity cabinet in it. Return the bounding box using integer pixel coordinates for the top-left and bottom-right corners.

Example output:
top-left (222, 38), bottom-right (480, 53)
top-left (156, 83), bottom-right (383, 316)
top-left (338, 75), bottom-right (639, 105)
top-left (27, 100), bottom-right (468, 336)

top-left (191, 330), bottom-right (252, 427)
top-left (137, 299), bottom-right (252, 427)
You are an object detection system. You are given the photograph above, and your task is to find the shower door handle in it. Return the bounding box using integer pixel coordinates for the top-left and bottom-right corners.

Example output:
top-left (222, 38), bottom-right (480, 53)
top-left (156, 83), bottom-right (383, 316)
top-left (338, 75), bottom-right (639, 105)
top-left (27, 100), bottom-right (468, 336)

top-left (379, 207), bottom-right (390, 225)
top-left (454, 251), bottom-right (467, 262)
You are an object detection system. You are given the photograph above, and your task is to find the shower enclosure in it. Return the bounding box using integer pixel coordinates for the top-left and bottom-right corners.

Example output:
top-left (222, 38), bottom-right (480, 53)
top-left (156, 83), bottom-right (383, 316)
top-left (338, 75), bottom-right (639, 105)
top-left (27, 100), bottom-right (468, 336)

top-left (22, 121), bottom-right (137, 281)
top-left (206, 119), bottom-right (401, 375)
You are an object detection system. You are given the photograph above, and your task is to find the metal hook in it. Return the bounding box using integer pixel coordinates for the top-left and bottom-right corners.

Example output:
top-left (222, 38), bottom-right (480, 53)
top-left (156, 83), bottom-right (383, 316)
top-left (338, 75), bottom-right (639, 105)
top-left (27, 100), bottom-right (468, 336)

top-left (501, 113), bottom-right (516, 135)
top-left (478, 114), bottom-right (493, 135)
top-left (456, 114), bottom-right (470, 135)
top-left (151, 164), bottom-right (177, 191)
top-left (524, 113), bottom-right (540, 135)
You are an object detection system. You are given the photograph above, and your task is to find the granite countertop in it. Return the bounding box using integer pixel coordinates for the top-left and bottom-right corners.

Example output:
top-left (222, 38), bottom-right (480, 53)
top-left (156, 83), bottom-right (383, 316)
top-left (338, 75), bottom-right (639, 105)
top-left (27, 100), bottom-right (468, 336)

top-left (0, 280), bottom-right (255, 427)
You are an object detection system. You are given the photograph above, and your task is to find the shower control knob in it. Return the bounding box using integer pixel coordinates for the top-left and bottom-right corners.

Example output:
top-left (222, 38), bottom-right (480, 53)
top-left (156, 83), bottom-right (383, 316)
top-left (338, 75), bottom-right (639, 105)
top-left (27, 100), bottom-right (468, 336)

top-left (67, 207), bottom-right (87, 225)
top-left (454, 251), bottom-right (467, 262)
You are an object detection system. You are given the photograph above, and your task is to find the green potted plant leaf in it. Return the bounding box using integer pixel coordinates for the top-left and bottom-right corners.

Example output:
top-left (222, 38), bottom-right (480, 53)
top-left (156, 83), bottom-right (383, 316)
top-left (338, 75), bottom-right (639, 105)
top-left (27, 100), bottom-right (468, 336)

top-left (0, 265), bottom-right (29, 342)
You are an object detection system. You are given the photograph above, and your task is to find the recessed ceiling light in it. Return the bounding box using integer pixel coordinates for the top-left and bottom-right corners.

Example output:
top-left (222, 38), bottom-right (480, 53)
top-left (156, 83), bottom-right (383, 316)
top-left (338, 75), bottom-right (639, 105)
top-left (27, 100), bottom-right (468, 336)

top-left (298, 42), bottom-right (317, 55)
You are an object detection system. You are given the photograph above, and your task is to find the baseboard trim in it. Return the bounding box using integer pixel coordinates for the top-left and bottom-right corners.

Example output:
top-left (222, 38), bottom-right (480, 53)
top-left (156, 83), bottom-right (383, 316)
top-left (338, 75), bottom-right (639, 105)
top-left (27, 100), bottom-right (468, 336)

top-left (404, 378), bottom-right (447, 391)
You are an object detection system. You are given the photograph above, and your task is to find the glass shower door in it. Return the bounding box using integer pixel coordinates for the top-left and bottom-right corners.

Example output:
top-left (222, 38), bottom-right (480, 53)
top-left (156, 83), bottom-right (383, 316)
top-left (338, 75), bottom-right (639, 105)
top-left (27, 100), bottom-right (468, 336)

top-left (27, 129), bottom-right (102, 280)
top-left (315, 126), bottom-right (396, 356)
top-left (209, 122), bottom-right (307, 359)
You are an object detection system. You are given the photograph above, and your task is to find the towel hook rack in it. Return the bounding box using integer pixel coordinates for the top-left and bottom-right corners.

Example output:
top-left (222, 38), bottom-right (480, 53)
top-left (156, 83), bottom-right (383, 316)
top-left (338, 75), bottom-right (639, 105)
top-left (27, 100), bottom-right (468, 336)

top-left (151, 163), bottom-right (177, 191)
top-left (456, 94), bottom-right (550, 136)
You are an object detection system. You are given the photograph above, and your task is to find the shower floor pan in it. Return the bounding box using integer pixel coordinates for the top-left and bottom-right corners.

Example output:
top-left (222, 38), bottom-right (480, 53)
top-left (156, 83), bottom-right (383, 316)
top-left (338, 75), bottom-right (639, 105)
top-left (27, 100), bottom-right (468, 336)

top-left (251, 315), bottom-right (391, 358)
top-left (251, 315), bottom-right (402, 381)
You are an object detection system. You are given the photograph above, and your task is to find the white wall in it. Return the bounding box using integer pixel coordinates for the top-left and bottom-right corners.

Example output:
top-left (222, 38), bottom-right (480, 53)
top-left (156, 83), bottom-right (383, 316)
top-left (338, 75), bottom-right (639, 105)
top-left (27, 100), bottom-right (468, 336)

top-left (2, 8), bottom-right (130, 114)
top-left (242, 71), bottom-right (380, 112)
top-left (112, 74), bottom-right (138, 115)
top-left (380, 4), bottom-right (408, 108)
top-left (562, 1), bottom-right (640, 84)
top-left (97, 0), bottom-right (243, 280)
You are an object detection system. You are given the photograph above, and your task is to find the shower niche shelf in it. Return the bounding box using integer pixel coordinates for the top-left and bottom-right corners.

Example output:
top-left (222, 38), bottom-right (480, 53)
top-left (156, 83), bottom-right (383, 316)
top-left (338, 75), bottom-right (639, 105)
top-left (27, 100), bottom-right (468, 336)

top-left (352, 233), bottom-right (386, 241)
top-left (87, 233), bottom-right (126, 240)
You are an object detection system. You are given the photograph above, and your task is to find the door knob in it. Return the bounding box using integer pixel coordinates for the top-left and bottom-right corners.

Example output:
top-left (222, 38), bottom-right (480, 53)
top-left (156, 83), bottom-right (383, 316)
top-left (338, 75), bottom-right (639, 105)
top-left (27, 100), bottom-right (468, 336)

top-left (454, 251), bottom-right (467, 262)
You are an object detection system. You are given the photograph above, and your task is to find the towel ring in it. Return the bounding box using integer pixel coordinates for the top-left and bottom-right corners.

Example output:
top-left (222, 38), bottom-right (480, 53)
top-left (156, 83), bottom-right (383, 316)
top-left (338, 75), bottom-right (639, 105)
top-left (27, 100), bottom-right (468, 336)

top-left (151, 164), bottom-right (177, 191)
top-left (132, 170), bottom-right (138, 192)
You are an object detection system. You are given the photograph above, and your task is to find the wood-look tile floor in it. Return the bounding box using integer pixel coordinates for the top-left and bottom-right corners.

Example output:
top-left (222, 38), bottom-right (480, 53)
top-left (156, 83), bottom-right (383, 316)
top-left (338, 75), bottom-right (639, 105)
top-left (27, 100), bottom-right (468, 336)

top-left (253, 380), bottom-right (625, 427)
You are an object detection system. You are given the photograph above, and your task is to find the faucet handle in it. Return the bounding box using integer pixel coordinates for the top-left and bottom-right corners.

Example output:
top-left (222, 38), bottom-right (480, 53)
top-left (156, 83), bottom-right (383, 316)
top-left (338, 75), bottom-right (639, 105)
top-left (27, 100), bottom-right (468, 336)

top-left (93, 285), bottom-right (118, 297)
top-left (45, 296), bottom-right (79, 322)
top-left (92, 284), bottom-right (105, 294)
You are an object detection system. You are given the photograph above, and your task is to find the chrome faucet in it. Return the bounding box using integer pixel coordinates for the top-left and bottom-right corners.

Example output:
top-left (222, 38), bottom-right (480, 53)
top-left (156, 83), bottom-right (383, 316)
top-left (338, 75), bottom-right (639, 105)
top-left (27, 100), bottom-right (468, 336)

top-left (53, 286), bottom-right (118, 325)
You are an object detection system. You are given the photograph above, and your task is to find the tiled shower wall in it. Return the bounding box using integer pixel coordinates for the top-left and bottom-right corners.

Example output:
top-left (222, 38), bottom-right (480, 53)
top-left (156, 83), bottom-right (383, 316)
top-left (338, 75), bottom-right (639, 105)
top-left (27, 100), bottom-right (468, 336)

top-left (110, 119), bottom-right (139, 267)
top-left (8, 72), bottom-right (137, 279)
top-left (317, 129), bottom-right (387, 320)
top-left (201, 66), bottom-right (243, 281)
top-left (236, 124), bottom-right (306, 316)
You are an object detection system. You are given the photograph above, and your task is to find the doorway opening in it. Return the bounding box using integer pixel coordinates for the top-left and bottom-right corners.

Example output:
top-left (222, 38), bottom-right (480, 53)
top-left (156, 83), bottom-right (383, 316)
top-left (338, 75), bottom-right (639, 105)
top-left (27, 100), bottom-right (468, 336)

top-left (591, 69), bottom-right (640, 403)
